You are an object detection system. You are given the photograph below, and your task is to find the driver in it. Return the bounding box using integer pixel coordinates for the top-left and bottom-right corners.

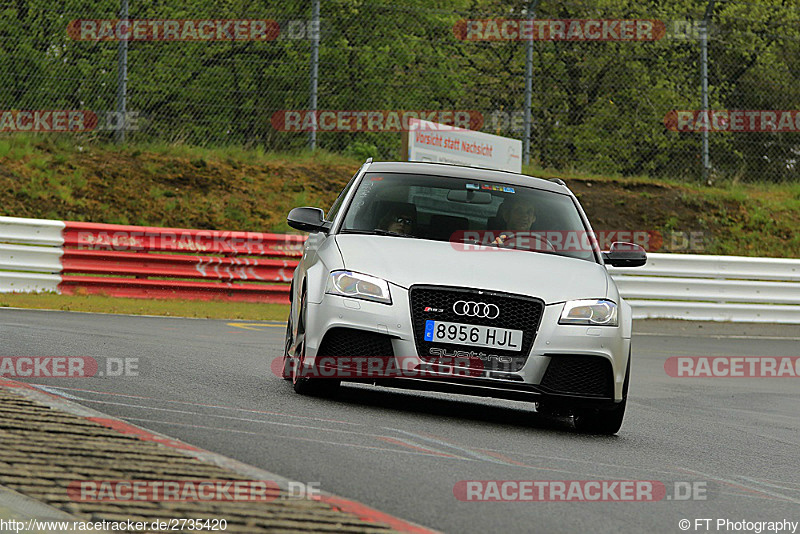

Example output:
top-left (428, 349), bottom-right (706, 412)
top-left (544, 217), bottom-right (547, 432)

top-left (492, 197), bottom-right (536, 245)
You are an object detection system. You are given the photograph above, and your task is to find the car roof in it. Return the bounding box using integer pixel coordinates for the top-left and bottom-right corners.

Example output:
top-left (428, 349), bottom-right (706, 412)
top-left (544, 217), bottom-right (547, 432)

top-left (365, 161), bottom-right (570, 195)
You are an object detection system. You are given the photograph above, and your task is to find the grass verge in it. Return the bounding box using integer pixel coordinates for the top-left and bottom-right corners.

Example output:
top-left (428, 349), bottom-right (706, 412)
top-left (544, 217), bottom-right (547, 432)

top-left (0, 292), bottom-right (290, 321)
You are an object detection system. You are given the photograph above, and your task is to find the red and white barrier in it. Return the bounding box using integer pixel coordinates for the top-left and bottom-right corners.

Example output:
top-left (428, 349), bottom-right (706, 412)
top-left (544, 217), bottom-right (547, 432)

top-left (0, 216), bottom-right (306, 303)
top-left (3, 215), bottom-right (800, 323)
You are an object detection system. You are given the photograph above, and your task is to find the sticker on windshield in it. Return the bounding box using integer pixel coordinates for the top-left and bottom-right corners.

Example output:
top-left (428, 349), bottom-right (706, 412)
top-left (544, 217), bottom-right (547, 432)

top-left (466, 183), bottom-right (480, 190)
top-left (480, 184), bottom-right (515, 193)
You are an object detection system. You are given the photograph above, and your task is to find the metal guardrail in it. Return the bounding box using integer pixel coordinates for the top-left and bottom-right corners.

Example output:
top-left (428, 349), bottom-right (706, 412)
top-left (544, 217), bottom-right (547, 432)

top-left (0, 216), bottom-right (65, 246)
top-left (608, 253), bottom-right (800, 323)
top-left (62, 221), bottom-right (305, 256)
top-left (0, 216), bottom-right (300, 303)
top-left (2, 216), bottom-right (799, 322)
top-left (0, 271), bottom-right (62, 294)
top-left (61, 250), bottom-right (296, 282)
top-left (0, 244), bottom-right (63, 273)
top-left (0, 217), bottom-right (65, 293)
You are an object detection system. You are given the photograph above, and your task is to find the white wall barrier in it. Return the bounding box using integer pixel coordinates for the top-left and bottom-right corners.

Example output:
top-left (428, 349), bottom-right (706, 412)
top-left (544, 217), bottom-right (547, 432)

top-left (0, 216), bottom-right (293, 302)
top-left (0, 216), bottom-right (65, 246)
top-left (0, 217), bottom-right (64, 293)
top-left (0, 244), bottom-right (63, 273)
top-left (609, 253), bottom-right (800, 323)
top-left (0, 271), bottom-right (61, 293)
top-left (1, 216), bottom-right (799, 322)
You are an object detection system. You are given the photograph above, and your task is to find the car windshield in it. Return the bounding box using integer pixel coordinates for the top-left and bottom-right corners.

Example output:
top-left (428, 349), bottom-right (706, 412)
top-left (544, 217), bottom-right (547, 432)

top-left (338, 172), bottom-right (598, 261)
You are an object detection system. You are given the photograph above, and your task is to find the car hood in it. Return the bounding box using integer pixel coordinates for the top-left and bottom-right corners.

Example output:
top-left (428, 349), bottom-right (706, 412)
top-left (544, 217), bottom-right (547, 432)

top-left (334, 235), bottom-right (609, 304)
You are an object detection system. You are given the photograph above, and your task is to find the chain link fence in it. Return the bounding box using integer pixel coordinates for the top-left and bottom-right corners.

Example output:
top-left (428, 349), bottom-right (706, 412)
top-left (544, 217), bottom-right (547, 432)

top-left (1, 0), bottom-right (798, 182)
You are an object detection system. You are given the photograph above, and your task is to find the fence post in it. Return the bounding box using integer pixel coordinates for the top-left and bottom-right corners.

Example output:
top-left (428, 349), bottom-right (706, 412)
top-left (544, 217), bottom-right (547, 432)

top-left (700, 0), bottom-right (715, 183)
top-left (522, 0), bottom-right (540, 167)
top-left (309, 0), bottom-right (320, 150)
top-left (115, 0), bottom-right (129, 144)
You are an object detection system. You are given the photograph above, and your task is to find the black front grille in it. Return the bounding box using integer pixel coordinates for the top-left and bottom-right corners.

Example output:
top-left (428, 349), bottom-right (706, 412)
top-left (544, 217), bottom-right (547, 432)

top-left (540, 355), bottom-right (614, 397)
top-left (317, 327), bottom-right (394, 357)
top-left (409, 285), bottom-right (544, 372)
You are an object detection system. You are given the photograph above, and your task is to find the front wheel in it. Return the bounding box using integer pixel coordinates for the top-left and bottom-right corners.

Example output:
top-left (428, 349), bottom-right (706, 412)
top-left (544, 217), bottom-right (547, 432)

top-left (281, 315), bottom-right (293, 380)
top-left (291, 289), bottom-right (340, 397)
top-left (573, 349), bottom-right (631, 435)
top-left (572, 399), bottom-right (627, 435)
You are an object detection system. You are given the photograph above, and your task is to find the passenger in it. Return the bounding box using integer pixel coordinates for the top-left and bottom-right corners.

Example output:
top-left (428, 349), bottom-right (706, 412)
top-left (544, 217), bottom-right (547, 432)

top-left (378, 206), bottom-right (416, 235)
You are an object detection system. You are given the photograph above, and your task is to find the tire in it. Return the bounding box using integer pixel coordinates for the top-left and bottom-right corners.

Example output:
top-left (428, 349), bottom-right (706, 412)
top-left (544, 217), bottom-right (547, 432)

top-left (572, 398), bottom-right (627, 435)
top-left (281, 315), bottom-right (293, 380)
top-left (280, 282), bottom-right (295, 380)
top-left (291, 288), bottom-right (340, 397)
top-left (572, 349), bottom-right (631, 435)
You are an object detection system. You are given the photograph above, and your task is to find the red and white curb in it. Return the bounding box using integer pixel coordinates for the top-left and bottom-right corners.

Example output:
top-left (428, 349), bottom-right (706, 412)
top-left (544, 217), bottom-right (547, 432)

top-left (1, 379), bottom-right (438, 534)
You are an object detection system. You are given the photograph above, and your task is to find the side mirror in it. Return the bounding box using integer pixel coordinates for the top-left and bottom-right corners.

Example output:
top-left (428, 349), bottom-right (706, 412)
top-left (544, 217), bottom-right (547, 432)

top-left (287, 207), bottom-right (329, 233)
top-left (602, 242), bottom-right (647, 267)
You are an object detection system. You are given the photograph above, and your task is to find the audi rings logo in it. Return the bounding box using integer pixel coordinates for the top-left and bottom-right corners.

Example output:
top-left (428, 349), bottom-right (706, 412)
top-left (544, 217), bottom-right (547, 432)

top-left (452, 301), bottom-right (500, 319)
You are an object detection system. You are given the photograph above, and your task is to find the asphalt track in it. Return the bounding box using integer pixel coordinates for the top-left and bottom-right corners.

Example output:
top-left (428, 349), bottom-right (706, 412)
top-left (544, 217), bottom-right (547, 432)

top-left (2, 308), bottom-right (799, 534)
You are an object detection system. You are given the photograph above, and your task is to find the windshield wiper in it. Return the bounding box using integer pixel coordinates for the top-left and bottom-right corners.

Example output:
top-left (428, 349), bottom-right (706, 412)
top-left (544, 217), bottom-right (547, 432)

top-left (339, 228), bottom-right (411, 237)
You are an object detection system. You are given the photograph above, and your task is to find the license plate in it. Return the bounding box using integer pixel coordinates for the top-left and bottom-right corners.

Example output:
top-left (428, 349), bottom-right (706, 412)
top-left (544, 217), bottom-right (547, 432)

top-left (423, 320), bottom-right (523, 351)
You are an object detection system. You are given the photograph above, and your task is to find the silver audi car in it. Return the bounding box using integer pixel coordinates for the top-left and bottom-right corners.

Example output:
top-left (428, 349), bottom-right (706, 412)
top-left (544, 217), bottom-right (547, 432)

top-left (282, 160), bottom-right (646, 434)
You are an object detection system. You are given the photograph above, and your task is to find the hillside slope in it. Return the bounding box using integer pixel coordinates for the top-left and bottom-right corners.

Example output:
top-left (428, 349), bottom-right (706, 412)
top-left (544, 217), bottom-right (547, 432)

top-left (1, 136), bottom-right (798, 257)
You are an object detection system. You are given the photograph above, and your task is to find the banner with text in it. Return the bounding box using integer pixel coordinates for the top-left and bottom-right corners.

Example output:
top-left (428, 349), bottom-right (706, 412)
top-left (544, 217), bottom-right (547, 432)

top-left (403, 118), bottom-right (522, 173)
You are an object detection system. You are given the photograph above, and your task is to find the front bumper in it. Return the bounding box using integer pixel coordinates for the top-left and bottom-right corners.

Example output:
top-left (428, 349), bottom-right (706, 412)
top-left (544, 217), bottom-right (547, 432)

top-left (303, 285), bottom-right (630, 403)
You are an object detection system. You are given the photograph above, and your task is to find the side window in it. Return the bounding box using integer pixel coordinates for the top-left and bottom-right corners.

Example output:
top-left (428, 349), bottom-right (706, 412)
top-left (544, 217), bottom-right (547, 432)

top-left (326, 172), bottom-right (358, 221)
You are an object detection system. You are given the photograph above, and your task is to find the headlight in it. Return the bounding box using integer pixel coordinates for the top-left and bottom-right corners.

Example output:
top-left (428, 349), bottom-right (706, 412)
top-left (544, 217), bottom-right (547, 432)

top-left (559, 299), bottom-right (618, 326)
top-left (326, 271), bottom-right (392, 304)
